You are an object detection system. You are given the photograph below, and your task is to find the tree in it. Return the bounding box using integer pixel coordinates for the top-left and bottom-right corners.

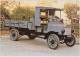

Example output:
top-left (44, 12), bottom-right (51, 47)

top-left (0, 0), bottom-right (21, 19)
top-left (0, 2), bottom-right (10, 29)
top-left (11, 6), bottom-right (34, 21)
top-left (0, 1), bottom-right (10, 19)
top-left (64, 3), bottom-right (80, 37)
top-left (64, 3), bottom-right (79, 19)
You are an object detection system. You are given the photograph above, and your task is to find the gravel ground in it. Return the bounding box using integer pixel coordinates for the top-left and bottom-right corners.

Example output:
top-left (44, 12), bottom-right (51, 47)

top-left (0, 35), bottom-right (80, 56)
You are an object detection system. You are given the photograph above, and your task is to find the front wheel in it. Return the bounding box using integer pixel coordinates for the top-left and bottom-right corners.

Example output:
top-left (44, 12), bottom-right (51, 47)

top-left (47, 33), bottom-right (59, 49)
top-left (65, 35), bottom-right (76, 47)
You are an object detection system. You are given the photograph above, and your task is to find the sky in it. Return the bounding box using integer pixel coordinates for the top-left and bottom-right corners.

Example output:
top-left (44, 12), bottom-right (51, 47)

top-left (15, 0), bottom-right (38, 3)
top-left (15, 0), bottom-right (80, 4)
top-left (14, 0), bottom-right (80, 8)
top-left (1, 0), bottom-right (80, 7)
top-left (1, 0), bottom-right (80, 4)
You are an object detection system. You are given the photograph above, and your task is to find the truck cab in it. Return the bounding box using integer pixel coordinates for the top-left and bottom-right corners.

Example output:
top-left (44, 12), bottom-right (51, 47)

top-left (34, 7), bottom-right (64, 34)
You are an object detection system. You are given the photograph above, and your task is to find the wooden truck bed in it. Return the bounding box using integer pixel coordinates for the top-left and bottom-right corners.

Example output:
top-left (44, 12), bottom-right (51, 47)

top-left (4, 19), bottom-right (29, 28)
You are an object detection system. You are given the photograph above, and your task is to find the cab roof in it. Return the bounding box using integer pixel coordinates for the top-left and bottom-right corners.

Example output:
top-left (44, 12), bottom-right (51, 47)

top-left (36, 6), bottom-right (63, 11)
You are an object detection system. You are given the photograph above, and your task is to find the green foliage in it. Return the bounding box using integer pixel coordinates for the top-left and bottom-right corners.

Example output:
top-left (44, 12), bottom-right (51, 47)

top-left (64, 3), bottom-right (79, 19)
top-left (64, 3), bottom-right (80, 37)
top-left (11, 6), bottom-right (34, 21)
top-left (0, 5), bottom-right (10, 18)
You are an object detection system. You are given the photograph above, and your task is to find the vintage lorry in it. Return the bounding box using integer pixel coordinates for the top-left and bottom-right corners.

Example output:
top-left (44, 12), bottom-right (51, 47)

top-left (4, 7), bottom-right (76, 49)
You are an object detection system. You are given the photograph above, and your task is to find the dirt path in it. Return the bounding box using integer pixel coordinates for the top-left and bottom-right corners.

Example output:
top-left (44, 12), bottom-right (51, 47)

top-left (0, 35), bottom-right (80, 56)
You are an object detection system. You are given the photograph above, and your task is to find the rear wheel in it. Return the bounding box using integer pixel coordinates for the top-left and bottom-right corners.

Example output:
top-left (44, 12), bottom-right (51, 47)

top-left (10, 29), bottom-right (20, 41)
top-left (65, 35), bottom-right (76, 47)
top-left (47, 33), bottom-right (59, 49)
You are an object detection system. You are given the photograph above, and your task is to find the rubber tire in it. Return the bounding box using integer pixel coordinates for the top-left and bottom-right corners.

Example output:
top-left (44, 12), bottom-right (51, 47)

top-left (47, 32), bottom-right (59, 49)
top-left (65, 35), bottom-right (76, 47)
top-left (10, 29), bottom-right (20, 41)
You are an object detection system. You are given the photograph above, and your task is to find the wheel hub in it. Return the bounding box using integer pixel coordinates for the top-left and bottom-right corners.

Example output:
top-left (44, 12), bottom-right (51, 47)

top-left (12, 33), bottom-right (16, 37)
top-left (50, 40), bottom-right (54, 44)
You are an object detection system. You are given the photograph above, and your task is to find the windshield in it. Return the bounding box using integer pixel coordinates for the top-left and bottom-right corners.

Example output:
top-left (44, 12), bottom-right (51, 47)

top-left (48, 11), bottom-right (63, 23)
top-left (40, 9), bottom-right (63, 23)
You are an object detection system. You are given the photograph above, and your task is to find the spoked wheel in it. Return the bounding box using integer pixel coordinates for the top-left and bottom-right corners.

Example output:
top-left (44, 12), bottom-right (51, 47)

top-left (47, 33), bottom-right (59, 49)
top-left (10, 29), bottom-right (20, 41)
top-left (65, 35), bottom-right (76, 47)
